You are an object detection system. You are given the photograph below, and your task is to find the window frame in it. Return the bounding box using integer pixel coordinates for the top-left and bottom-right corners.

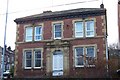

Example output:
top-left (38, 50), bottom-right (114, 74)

top-left (54, 23), bottom-right (62, 39)
top-left (34, 26), bottom-right (42, 41)
top-left (74, 21), bottom-right (84, 38)
top-left (52, 21), bottom-right (63, 39)
top-left (74, 45), bottom-right (96, 68)
top-left (85, 46), bottom-right (96, 67)
top-left (24, 50), bottom-right (32, 69)
top-left (85, 20), bottom-right (95, 37)
top-left (23, 48), bottom-right (43, 69)
top-left (75, 47), bottom-right (84, 67)
top-left (73, 18), bottom-right (95, 38)
top-left (33, 49), bottom-right (42, 69)
top-left (25, 27), bottom-right (33, 42)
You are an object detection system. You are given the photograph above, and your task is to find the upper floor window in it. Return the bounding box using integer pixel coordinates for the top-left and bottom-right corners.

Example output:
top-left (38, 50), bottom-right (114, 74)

top-left (25, 25), bottom-right (43, 42)
top-left (75, 21), bottom-right (84, 38)
top-left (25, 27), bottom-right (33, 42)
top-left (54, 23), bottom-right (62, 39)
top-left (34, 26), bottom-right (42, 41)
top-left (74, 46), bottom-right (96, 67)
top-left (85, 20), bottom-right (94, 37)
top-left (74, 19), bottom-right (95, 38)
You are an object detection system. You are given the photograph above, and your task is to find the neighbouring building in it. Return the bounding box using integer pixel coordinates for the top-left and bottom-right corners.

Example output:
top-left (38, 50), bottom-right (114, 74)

top-left (108, 48), bottom-right (120, 77)
top-left (4, 46), bottom-right (15, 72)
top-left (0, 46), bottom-right (3, 78)
top-left (0, 46), bottom-right (15, 78)
top-left (14, 4), bottom-right (108, 78)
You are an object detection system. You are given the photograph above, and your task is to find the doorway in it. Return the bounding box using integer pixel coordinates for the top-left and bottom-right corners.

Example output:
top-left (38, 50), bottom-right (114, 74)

top-left (52, 50), bottom-right (63, 76)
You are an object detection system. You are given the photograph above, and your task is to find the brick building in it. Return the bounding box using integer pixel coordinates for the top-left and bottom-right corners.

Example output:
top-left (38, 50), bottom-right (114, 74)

top-left (0, 46), bottom-right (2, 78)
top-left (0, 46), bottom-right (14, 78)
top-left (14, 5), bottom-right (108, 78)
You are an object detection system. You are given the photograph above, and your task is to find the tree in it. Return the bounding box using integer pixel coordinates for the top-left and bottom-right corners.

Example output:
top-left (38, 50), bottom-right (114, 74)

top-left (109, 43), bottom-right (119, 50)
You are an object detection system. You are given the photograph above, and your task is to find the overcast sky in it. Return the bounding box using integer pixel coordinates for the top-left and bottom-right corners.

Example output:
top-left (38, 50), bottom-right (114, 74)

top-left (0, 0), bottom-right (118, 50)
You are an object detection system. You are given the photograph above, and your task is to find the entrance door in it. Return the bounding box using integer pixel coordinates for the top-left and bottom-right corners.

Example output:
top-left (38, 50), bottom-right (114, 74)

top-left (52, 50), bottom-right (63, 76)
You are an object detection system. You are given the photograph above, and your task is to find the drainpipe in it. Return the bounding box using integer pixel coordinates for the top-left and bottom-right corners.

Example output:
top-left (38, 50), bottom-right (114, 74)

top-left (105, 9), bottom-right (109, 77)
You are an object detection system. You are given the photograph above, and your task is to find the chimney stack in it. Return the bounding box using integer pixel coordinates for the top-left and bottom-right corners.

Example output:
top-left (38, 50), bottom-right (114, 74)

top-left (100, 3), bottom-right (104, 8)
top-left (118, 0), bottom-right (120, 4)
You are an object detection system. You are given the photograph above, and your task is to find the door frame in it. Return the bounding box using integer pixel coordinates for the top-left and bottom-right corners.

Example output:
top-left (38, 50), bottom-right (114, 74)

top-left (52, 50), bottom-right (63, 76)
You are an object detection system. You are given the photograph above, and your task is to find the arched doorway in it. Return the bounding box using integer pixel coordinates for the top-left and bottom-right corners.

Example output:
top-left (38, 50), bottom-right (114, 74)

top-left (52, 50), bottom-right (63, 76)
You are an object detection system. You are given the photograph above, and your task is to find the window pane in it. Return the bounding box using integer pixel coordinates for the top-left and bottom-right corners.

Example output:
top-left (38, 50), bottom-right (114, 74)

top-left (86, 46), bottom-right (95, 66)
top-left (26, 51), bottom-right (32, 59)
top-left (75, 21), bottom-right (83, 37)
top-left (75, 47), bottom-right (84, 66)
top-left (35, 27), bottom-right (41, 34)
top-left (26, 27), bottom-right (32, 41)
top-left (75, 47), bottom-right (84, 56)
top-left (86, 47), bottom-right (95, 57)
top-left (76, 57), bottom-right (84, 65)
top-left (35, 26), bottom-right (42, 41)
top-left (54, 23), bottom-right (62, 38)
top-left (87, 31), bottom-right (94, 36)
top-left (85, 20), bottom-right (94, 37)
top-left (34, 50), bottom-right (41, 67)
top-left (35, 50), bottom-right (41, 58)
top-left (55, 24), bottom-right (61, 31)
top-left (35, 36), bottom-right (41, 40)
top-left (35, 60), bottom-right (41, 67)
top-left (55, 32), bottom-right (61, 38)
top-left (25, 51), bottom-right (32, 68)
top-left (26, 60), bottom-right (32, 67)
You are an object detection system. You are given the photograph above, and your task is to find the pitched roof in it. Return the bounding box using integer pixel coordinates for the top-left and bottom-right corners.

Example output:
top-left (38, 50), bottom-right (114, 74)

top-left (14, 8), bottom-right (106, 24)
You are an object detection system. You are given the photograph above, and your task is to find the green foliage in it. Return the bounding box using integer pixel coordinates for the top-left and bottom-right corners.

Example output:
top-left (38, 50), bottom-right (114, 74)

top-left (10, 66), bottom-right (14, 77)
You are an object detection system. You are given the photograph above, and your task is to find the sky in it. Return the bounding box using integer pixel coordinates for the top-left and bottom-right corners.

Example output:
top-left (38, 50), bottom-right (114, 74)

top-left (0, 0), bottom-right (118, 50)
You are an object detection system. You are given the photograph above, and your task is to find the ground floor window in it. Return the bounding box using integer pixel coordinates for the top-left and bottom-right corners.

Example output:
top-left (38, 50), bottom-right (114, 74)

top-left (34, 50), bottom-right (42, 68)
top-left (74, 45), bottom-right (96, 67)
top-left (24, 48), bottom-right (43, 69)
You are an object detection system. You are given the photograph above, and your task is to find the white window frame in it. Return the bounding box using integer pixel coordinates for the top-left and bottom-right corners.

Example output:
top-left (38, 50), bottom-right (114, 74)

top-left (85, 46), bottom-right (96, 67)
top-left (24, 50), bottom-right (32, 69)
top-left (34, 26), bottom-right (42, 41)
top-left (74, 45), bottom-right (96, 68)
top-left (85, 20), bottom-right (95, 37)
top-left (75, 47), bottom-right (84, 67)
top-left (74, 21), bottom-right (84, 38)
top-left (53, 23), bottom-right (62, 39)
top-left (25, 27), bottom-right (33, 42)
top-left (34, 49), bottom-right (42, 69)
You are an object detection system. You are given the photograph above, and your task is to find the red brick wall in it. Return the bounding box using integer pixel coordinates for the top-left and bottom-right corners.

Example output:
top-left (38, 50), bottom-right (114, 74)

top-left (43, 21), bottom-right (52, 40)
top-left (63, 19), bottom-right (73, 38)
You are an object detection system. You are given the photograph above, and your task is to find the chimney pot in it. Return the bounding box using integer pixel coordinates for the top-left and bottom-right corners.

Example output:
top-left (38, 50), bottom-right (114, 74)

top-left (100, 3), bottom-right (104, 8)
